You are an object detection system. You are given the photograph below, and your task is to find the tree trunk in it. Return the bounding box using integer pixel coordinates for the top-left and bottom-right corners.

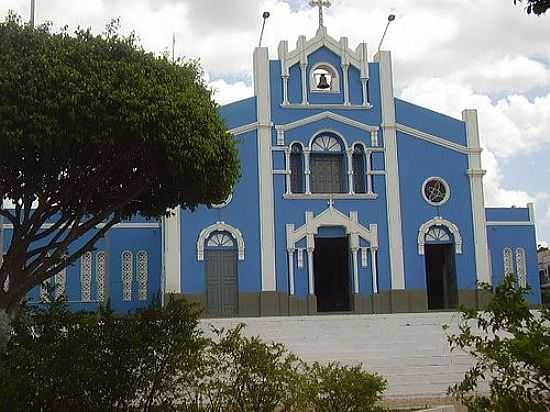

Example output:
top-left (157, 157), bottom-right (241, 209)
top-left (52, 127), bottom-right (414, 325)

top-left (0, 307), bottom-right (10, 352)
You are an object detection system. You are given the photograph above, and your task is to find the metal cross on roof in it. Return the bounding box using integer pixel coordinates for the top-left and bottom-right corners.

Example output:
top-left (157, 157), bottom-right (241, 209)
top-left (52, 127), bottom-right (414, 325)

top-left (309, 0), bottom-right (332, 28)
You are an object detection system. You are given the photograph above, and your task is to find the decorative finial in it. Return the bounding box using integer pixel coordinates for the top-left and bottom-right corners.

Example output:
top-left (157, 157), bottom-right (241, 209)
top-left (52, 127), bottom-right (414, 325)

top-left (309, 0), bottom-right (331, 28)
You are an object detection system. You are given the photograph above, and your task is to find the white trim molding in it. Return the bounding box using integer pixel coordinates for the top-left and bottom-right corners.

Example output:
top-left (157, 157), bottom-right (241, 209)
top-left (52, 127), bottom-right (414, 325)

top-left (418, 217), bottom-right (463, 256)
top-left (229, 122), bottom-right (261, 136)
top-left (374, 50), bottom-right (406, 291)
top-left (463, 109), bottom-right (491, 285)
top-left (275, 111), bottom-right (378, 147)
top-left (396, 123), bottom-right (477, 155)
top-left (197, 221), bottom-right (245, 261)
top-left (254, 47), bottom-right (277, 292)
top-left (486, 221), bottom-right (535, 226)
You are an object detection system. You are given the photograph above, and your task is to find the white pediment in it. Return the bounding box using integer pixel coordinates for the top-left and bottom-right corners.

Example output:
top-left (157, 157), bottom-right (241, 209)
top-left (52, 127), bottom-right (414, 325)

top-left (278, 27), bottom-right (369, 79)
top-left (286, 204), bottom-right (378, 251)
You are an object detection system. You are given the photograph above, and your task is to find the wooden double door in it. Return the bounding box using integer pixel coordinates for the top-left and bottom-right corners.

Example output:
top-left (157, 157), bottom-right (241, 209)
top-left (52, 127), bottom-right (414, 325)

top-left (206, 250), bottom-right (238, 316)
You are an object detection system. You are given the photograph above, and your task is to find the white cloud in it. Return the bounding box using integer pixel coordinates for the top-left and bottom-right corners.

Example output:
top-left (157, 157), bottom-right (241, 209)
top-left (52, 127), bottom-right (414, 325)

top-left (209, 79), bottom-right (253, 105)
top-left (3, 0), bottom-right (550, 240)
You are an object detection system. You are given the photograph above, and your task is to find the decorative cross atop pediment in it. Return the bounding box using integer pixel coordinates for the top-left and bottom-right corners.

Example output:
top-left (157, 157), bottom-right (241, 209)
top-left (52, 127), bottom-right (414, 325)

top-left (309, 0), bottom-right (331, 28)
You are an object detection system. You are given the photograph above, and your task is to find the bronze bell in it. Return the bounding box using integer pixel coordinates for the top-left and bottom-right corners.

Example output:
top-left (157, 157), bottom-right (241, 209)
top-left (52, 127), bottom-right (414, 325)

top-left (317, 73), bottom-right (330, 89)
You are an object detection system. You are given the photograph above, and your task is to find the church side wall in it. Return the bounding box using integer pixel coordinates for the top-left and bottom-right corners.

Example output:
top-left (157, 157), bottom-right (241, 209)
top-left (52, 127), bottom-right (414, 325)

top-left (7, 222), bottom-right (162, 313)
top-left (179, 130), bottom-right (263, 315)
top-left (396, 132), bottom-right (478, 309)
top-left (486, 209), bottom-right (541, 304)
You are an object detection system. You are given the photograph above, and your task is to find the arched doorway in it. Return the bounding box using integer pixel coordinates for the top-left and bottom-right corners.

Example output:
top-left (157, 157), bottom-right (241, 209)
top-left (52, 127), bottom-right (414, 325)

top-left (423, 226), bottom-right (458, 310)
top-left (205, 231), bottom-right (238, 316)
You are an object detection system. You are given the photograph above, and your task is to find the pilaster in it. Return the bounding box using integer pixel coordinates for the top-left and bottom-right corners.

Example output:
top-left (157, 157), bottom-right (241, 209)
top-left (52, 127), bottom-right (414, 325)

top-left (374, 50), bottom-right (405, 290)
top-left (463, 109), bottom-right (491, 285)
top-left (163, 207), bottom-right (181, 294)
top-left (254, 47), bottom-right (277, 292)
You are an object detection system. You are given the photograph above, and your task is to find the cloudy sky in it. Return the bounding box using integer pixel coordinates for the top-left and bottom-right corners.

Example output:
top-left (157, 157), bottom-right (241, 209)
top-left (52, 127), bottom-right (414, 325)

top-left (3, 0), bottom-right (550, 243)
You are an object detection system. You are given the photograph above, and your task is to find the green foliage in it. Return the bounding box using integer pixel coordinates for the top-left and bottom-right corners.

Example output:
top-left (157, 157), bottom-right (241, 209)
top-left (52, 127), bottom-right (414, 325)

top-left (447, 275), bottom-right (550, 411)
top-left (0, 14), bottom-right (239, 311)
top-left (0, 300), bottom-right (387, 412)
top-left (0, 298), bottom-right (206, 411)
top-left (183, 325), bottom-right (303, 412)
top-left (514, 0), bottom-right (550, 15)
top-left (299, 362), bottom-right (387, 412)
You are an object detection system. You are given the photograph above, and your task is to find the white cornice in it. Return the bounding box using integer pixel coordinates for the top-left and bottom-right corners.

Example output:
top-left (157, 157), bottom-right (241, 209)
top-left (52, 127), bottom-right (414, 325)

top-left (281, 103), bottom-right (373, 110)
top-left (1, 222), bottom-right (161, 230)
top-left (396, 123), bottom-right (473, 155)
top-left (229, 122), bottom-right (260, 136)
top-left (486, 221), bottom-right (534, 226)
top-left (276, 111), bottom-right (378, 133)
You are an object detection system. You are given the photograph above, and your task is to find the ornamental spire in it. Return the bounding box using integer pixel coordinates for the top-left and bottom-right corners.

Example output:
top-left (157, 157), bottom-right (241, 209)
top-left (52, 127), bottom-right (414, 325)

top-left (309, 0), bottom-right (331, 29)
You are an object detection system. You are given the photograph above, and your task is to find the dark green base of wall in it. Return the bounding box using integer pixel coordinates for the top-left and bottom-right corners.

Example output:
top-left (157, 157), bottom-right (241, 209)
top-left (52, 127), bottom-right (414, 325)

top-left (165, 288), bottom-right (494, 318)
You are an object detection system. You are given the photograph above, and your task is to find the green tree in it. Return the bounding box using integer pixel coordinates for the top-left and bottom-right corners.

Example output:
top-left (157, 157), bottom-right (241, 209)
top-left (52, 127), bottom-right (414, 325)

top-left (446, 275), bottom-right (550, 411)
top-left (0, 15), bottom-right (239, 318)
top-left (514, 0), bottom-right (550, 15)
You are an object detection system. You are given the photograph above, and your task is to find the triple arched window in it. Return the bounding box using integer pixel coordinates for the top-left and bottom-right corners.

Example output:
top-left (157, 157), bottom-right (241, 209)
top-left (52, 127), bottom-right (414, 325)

top-left (289, 133), bottom-right (369, 195)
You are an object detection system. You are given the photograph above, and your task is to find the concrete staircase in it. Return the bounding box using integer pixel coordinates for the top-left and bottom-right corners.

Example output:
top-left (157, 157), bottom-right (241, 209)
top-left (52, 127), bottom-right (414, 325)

top-left (201, 312), bottom-right (472, 399)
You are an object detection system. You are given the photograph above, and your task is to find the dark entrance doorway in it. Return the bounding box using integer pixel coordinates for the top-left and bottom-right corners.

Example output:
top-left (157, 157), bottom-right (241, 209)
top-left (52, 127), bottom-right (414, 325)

top-left (313, 237), bottom-right (351, 312)
top-left (425, 244), bottom-right (458, 310)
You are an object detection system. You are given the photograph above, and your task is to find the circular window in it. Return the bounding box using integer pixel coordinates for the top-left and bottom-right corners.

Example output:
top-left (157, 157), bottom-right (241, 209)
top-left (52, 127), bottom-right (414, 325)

top-left (211, 193), bottom-right (233, 209)
top-left (422, 177), bottom-right (450, 206)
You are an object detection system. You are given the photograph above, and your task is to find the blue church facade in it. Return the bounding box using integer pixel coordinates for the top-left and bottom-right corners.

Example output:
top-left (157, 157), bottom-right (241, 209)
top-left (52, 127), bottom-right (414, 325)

top-left (1, 24), bottom-right (541, 315)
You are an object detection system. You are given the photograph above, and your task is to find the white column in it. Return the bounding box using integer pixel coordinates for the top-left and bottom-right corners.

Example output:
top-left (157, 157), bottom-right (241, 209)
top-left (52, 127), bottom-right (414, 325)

top-left (346, 148), bottom-right (354, 194)
top-left (366, 151), bottom-right (373, 195)
top-left (282, 75), bottom-right (289, 105)
top-left (374, 50), bottom-right (406, 290)
top-left (361, 78), bottom-right (369, 106)
top-left (288, 249), bottom-right (295, 295)
top-left (285, 149), bottom-right (291, 195)
top-left (163, 207), bottom-right (181, 294)
top-left (254, 47), bottom-right (277, 292)
top-left (300, 63), bottom-right (308, 105)
top-left (352, 248), bottom-right (359, 294)
top-left (304, 149), bottom-right (312, 194)
top-left (371, 247), bottom-right (379, 294)
top-left (342, 63), bottom-right (350, 105)
top-left (463, 109), bottom-right (491, 285)
top-left (307, 248), bottom-right (315, 295)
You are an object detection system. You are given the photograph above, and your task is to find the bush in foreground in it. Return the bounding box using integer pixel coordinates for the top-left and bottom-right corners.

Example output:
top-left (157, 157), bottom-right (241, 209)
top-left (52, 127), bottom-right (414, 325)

top-left (0, 298), bottom-right (386, 412)
top-left (446, 275), bottom-right (550, 412)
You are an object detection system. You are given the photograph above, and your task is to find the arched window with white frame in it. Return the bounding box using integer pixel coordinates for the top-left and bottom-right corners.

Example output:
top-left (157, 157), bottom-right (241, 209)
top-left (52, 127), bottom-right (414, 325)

top-left (310, 133), bottom-right (347, 194)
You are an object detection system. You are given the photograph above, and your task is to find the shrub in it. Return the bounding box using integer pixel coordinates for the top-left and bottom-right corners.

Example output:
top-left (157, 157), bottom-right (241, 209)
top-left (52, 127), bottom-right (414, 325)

top-left (446, 275), bottom-right (550, 412)
top-left (0, 297), bottom-right (206, 412)
top-left (299, 362), bottom-right (387, 412)
top-left (0, 299), bottom-right (388, 412)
